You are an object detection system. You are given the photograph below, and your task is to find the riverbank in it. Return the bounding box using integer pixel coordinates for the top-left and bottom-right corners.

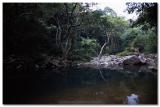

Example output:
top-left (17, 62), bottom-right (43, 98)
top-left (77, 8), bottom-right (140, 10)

top-left (78, 54), bottom-right (157, 72)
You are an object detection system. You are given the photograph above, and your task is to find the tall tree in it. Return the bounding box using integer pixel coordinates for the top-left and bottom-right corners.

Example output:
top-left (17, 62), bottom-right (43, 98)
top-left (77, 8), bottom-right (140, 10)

top-left (126, 3), bottom-right (158, 29)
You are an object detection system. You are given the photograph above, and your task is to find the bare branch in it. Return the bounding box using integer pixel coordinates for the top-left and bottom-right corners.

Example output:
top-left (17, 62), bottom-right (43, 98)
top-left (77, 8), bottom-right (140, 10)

top-left (71, 3), bottom-right (78, 17)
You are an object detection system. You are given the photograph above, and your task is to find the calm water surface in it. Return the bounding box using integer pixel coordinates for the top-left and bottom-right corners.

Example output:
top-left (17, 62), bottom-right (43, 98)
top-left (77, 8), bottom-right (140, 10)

top-left (4, 66), bottom-right (157, 104)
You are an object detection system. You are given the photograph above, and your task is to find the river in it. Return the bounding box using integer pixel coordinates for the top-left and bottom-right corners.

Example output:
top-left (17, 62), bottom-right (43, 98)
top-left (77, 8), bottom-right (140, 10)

top-left (4, 66), bottom-right (157, 104)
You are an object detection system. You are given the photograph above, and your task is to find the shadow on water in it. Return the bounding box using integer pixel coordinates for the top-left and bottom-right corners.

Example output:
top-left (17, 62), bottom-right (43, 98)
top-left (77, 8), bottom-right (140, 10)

top-left (3, 65), bottom-right (157, 104)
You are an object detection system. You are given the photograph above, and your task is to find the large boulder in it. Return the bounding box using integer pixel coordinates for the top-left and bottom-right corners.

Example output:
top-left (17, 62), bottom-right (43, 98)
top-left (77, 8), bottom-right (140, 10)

top-left (123, 55), bottom-right (145, 65)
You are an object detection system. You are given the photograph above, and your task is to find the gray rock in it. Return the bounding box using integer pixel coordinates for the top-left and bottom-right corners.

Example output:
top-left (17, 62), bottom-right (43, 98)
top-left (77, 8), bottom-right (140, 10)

top-left (123, 55), bottom-right (145, 65)
top-left (77, 54), bottom-right (157, 71)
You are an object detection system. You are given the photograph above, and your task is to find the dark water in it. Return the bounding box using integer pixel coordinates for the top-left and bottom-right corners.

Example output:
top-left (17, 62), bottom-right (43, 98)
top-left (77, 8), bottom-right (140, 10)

top-left (4, 66), bottom-right (157, 104)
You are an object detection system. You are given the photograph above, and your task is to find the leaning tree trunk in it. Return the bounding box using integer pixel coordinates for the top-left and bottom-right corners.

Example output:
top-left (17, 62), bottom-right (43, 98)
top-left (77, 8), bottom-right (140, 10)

top-left (98, 36), bottom-right (110, 60)
top-left (97, 35), bottom-right (110, 81)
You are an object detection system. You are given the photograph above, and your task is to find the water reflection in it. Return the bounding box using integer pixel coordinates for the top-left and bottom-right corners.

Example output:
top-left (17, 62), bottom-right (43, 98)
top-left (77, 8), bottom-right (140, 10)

top-left (4, 66), bottom-right (157, 104)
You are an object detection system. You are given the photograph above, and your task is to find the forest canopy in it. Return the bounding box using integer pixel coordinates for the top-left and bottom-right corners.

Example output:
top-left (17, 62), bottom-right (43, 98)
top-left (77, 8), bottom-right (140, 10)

top-left (3, 3), bottom-right (157, 70)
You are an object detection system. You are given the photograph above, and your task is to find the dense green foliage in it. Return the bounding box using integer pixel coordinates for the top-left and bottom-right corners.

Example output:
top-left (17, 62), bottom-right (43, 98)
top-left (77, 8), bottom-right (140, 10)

top-left (3, 3), bottom-right (157, 71)
top-left (72, 38), bottom-right (100, 61)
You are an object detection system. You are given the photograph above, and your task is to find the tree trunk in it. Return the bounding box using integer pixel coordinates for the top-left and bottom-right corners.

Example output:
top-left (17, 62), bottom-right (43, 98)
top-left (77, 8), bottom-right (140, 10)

top-left (98, 36), bottom-right (110, 59)
top-left (97, 36), bottom-right (110, 81)
top-left (98, 41), bottom-right (107, 59)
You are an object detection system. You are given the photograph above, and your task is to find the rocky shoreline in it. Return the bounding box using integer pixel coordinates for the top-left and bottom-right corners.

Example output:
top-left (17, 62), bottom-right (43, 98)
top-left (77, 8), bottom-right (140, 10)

top-left (78, 54), bottom-right (157, 71)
